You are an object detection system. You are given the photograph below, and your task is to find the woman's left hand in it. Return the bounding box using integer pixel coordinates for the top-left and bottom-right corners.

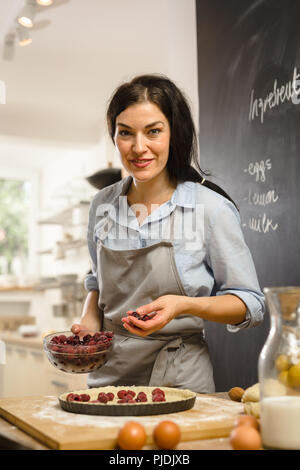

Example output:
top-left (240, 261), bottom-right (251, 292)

top-left (121, 295), bottom-right (186, 337)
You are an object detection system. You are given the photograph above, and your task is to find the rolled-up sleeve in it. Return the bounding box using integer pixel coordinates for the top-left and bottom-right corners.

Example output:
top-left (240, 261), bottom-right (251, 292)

top-left (84, 198), bottom-right (99, 292)
top-left (206, 199), bottom-right (265, 332)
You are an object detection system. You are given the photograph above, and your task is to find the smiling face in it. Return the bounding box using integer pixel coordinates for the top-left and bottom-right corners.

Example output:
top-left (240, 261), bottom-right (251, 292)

top-left (114, 101), bottom-right (171, 184)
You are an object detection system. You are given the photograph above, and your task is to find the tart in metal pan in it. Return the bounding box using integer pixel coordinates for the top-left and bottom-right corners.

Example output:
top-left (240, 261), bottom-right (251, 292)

top-left (59, 386), bottom-right (196, 416)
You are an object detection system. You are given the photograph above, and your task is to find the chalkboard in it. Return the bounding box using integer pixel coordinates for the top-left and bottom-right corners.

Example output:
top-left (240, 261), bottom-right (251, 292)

top-left (196, 0), bottom-right (300, 391)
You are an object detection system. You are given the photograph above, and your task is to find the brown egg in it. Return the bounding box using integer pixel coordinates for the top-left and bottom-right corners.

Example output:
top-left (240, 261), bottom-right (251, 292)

top-left (117, 421), bottom-right (147, 450)
top-left (230, 425), bottom-right (262, 450)
top-left (153, 420), bottom-right (181, 449)
top-left (234, 415), bottom-right (259, 430)
top-left (228, 387), bottom-right (245, 402)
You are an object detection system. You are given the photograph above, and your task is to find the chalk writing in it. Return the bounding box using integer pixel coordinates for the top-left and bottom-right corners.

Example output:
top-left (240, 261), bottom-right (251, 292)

top-left (245, 188), bottom-right (279, 206)
top-left (243, 157), bottom-right (279, 234)
top-left (249, 66), bottom-right (300, 124)
top-left (243, 158), bottom-right (272, 182)
top-left (248, 213), bottom-right (278, 233)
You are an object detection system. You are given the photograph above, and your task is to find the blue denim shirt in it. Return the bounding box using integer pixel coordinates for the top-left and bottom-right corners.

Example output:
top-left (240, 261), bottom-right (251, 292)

top-left (85, 176), bottom-right (265, 332)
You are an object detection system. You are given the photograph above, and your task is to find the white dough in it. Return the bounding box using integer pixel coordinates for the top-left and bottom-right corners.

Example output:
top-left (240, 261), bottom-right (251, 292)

top-left (243, 401), bottom-right (260, 418)
top-left (242, 383), bottom-right (260, 403)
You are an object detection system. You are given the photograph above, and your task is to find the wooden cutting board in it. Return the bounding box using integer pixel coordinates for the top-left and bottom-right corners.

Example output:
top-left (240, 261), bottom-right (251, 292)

top-left (0, 394), bottom-right (244, 450)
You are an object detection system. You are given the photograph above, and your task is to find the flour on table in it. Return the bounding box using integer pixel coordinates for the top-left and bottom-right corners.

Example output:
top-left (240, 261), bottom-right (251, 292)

top-left (32, 395), bottom-right (243, 428)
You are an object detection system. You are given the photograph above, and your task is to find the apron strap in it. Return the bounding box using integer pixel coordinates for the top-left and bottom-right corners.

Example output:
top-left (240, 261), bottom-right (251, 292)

top-left (169, 206), bottom-right (176, 243)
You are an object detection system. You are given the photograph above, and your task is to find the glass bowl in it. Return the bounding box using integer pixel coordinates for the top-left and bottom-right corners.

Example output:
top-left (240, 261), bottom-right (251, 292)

top-left (43, 330), bottom-right (114, 374)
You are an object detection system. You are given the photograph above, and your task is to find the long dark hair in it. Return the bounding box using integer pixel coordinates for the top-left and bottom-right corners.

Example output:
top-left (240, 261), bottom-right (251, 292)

top-left (106, 74), bottom-right (237, 208)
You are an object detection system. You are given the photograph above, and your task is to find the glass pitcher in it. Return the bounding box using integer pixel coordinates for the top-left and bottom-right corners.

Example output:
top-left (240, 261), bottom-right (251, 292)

top-left (258, 286), bottom-right (300, 449)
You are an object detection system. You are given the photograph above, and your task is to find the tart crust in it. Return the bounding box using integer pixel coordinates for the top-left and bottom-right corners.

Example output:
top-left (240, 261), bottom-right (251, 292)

top-left (59, 386), bottom-right (196, 416)
top-left (60, 386), bottom-right (195, 404)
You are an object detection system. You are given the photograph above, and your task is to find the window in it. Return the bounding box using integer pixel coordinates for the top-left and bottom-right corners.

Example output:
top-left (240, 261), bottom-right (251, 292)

top-left (0, 178), bottom-right (31, 276)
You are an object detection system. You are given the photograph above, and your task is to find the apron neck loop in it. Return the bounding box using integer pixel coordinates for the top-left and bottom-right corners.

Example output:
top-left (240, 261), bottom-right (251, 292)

top-left (170, 208), bottom-right (176, 243)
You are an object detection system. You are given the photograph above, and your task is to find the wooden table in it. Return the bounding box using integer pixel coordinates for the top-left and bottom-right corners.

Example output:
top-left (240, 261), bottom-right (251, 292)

top-left (0, 393), bottom-right (234, 450)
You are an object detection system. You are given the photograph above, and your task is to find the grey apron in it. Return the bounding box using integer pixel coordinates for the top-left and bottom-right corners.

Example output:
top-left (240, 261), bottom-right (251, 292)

top-left (87, 208), bottom-right (215, 393)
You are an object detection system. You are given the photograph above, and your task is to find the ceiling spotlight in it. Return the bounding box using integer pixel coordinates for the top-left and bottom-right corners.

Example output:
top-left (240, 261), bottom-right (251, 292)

top-left (36, 0), bottom-right (53, 5)
top-left (17, 25), bottom-right (32, 46)
top-left (17, 1), bottom-right (37, 28)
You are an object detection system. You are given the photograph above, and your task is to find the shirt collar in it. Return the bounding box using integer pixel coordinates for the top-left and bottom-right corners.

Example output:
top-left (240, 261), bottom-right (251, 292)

top-left (113, 176), bottom-right (196, 209)
top-left (103, 176), bottom-right (197, 229)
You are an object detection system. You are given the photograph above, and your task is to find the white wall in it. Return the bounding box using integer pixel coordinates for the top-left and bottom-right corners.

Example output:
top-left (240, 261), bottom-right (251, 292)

top-left (0, 0), bottom-right (199, 284)
top-left (165, 0), bottom-right (199, 129)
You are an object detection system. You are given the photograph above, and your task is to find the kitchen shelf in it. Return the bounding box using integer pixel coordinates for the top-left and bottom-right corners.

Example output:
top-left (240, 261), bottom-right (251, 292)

top-left (0, 286), bottom-right (35, 292)
top-left (34, 281), bottom-right (82, 291)
top-left (37, 201), bottom-right (90, 226)
top-left (36, 238), bottom-right (86, 256)
top-left (36, 249), bottom-right (52, 255)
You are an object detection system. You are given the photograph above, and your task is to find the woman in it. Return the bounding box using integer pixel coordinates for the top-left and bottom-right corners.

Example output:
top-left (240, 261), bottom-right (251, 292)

top-left (72, 74), bottom-right (265, 393)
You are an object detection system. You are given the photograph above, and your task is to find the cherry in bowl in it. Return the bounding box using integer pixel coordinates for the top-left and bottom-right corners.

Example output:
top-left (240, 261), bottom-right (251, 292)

top-left (43, 330), bottom-right (114, 374)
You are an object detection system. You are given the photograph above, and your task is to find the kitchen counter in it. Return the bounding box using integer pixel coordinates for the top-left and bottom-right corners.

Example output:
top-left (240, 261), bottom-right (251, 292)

top-left (0, 331), bottom-right (44, 349)
top-left (0, 287), bottom-right (50, 330)
top-left (0, 286), bottom-right (35, 292)
top-left (0, 392), bottom-right (240, 450)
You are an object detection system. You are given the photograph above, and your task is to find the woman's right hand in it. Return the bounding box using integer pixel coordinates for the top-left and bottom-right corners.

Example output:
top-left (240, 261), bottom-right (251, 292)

top-left (71, 291), bottom-right (101, 334)
top-left (71, 323), bottom-right (87, 335)
top-left (71, 319), bottom-right (101, 335)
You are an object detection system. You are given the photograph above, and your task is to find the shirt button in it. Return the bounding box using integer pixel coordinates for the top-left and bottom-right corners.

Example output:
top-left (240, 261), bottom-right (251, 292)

top-left (141, 239), bottom-right (146, 248)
